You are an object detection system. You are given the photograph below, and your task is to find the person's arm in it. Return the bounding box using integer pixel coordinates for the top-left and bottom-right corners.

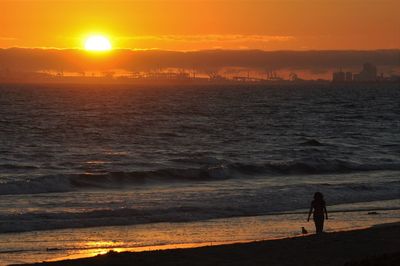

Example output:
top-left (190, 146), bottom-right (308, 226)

top-left (307, 205), bottom-right (313, 222)
top-left (324, 206), bottom-right (328, 220)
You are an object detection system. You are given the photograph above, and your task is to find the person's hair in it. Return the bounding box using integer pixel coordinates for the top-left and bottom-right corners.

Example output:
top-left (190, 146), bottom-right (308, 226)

top-left (314, 192), bottom-right (324, 202)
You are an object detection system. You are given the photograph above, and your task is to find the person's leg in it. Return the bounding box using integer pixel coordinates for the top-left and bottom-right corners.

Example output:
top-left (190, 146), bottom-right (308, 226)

top-left (313, 218), bottom-right (318, 233)
top-left (316, 219), bottom-right (322, 234)
top-left (320, 218), bottom-right (325, 233)
top-left (314, 217), bottom-right (324, 234)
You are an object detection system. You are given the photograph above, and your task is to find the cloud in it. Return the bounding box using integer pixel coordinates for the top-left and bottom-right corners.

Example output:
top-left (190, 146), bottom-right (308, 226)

top-left (120, 34), bottom-right (295, 43)
top-left (116, 35), bottom-right (297, 50)
top-left (0, 48), bottom-right (398, 75)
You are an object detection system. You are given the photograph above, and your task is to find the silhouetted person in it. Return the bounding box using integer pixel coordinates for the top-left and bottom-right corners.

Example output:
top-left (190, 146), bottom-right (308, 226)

top-left (307, 192), bottom-right (328, 234)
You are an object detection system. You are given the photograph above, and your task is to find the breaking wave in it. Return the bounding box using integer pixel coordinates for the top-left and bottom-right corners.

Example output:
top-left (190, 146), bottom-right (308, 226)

top-left (1, 179), bottom-right (399, 233)
top-left (1, 158), bottom-right (399, 195)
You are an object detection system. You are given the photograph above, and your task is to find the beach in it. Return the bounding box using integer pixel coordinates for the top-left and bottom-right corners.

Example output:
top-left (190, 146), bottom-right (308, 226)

top-left (14, 222), bottom-right (400, 266)
top-left (1, 201), bottom-right (399, 265)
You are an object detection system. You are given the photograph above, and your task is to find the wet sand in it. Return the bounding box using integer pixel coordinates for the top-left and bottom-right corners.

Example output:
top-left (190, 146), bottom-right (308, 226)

top-left (15, 222), bottom-right (400, 266)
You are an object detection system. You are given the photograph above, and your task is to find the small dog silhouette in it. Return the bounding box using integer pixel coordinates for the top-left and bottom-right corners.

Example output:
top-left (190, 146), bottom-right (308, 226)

top-left (301, 227), bottom-right (308, 234)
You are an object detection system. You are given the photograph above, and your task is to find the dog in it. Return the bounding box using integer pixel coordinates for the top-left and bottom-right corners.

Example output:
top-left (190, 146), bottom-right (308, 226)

top-left (301, 227), bottom-right (308, 234)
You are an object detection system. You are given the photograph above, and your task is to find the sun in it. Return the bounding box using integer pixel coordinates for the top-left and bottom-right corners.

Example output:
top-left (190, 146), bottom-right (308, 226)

top-left (84, 35), bottom-right (112, 51)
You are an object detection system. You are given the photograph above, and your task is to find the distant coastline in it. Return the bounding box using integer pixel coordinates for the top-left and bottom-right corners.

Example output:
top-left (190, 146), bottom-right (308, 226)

top-left (1, 49), bottom-right (399, 83)
top-left (0, 76), bottom-right (399, 86)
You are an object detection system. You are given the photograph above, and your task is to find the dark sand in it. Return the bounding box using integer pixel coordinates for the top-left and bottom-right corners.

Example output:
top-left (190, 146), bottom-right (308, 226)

top-left (16, 223), bottom-right (400, 266)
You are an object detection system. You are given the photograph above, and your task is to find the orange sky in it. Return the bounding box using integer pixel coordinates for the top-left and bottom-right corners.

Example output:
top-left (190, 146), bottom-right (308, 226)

top-left (0, 0), bottom-right (399, 51)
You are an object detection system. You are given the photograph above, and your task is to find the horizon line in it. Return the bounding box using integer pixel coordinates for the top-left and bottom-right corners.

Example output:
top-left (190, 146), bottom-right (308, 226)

top-left (1, 47), bottom-right (399, 53)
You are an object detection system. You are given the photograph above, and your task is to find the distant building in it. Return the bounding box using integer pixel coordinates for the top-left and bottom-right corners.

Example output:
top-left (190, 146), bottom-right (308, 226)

top-left (345, 72), bottom-right (353, 81)
top-left (332, 63), bottom-right (379, 82)
top-left (356, 63), bottom-right (377, 81)
top-left (332, 70), bottom-right (345, 82)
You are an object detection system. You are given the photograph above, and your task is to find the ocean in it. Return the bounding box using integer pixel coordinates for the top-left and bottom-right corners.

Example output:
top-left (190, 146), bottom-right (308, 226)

top-left (0, 83), bottom-right (399, 263)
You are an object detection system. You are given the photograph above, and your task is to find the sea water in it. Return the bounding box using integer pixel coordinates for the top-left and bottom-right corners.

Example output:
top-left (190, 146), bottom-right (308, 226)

top-left (0, 83), bottom-right (399, 263)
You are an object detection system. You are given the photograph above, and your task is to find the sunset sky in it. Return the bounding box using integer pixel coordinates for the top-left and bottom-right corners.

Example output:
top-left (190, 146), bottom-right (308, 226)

top-left (1, 0), bottom-right (399, 51)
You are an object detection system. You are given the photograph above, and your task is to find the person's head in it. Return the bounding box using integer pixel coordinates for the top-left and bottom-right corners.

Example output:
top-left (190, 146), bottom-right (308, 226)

top-left (314, 192), bottom-right (324, 201)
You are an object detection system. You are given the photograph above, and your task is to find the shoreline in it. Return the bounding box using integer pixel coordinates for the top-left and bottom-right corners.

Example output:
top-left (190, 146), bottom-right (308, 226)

top-left (14, 222), bottom-right (400, 266)
top-left (1, 200), bottom-right (399, 265)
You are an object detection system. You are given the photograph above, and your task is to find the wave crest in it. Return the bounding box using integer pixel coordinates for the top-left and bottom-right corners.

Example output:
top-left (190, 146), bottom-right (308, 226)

top-left (1, 158), bottom-right (399, 195)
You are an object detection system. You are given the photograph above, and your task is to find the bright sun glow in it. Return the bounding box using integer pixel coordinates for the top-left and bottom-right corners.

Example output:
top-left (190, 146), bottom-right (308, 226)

top-left (84, 36), bottom-right (112, 51)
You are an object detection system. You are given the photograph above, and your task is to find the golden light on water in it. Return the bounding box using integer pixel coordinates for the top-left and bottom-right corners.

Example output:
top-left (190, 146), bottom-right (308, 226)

top-left (84, 35), bottom-right (112, 51)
